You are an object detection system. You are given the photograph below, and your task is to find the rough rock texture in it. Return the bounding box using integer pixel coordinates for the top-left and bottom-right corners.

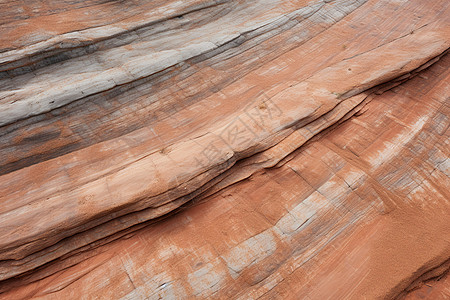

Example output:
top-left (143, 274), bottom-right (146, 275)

top-left (0, 0), bottom-right (449, 299)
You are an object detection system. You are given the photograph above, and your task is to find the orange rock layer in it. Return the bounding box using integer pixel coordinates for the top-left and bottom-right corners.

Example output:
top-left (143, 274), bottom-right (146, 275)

top-left (0, 0), bottom-right (449, 299)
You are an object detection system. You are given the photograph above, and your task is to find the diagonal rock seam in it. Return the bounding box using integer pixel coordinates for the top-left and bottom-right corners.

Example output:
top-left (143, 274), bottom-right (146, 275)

top-left (0, 0), bottom-right (449, 298)
top-left (0, 45), bottom-right (447, 283)
top-left (0, 0), bottom-right (368, 176)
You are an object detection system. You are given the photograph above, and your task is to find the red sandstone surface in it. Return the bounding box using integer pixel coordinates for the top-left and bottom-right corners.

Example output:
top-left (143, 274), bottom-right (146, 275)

top-left (0, 0), bottom-right (449, 299)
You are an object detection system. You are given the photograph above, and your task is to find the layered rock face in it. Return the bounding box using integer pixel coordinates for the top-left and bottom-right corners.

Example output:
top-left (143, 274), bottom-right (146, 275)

top-left (0, 0), bottom-right (449, 299)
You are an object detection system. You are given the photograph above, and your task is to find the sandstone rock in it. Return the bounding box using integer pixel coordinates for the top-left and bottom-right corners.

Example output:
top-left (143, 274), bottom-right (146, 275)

top-left (0, 0), bottom-right (448, 299)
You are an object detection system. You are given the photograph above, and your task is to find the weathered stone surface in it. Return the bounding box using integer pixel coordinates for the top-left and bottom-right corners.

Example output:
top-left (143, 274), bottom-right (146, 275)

top-left (0, 0), bottom-right (448, 299)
